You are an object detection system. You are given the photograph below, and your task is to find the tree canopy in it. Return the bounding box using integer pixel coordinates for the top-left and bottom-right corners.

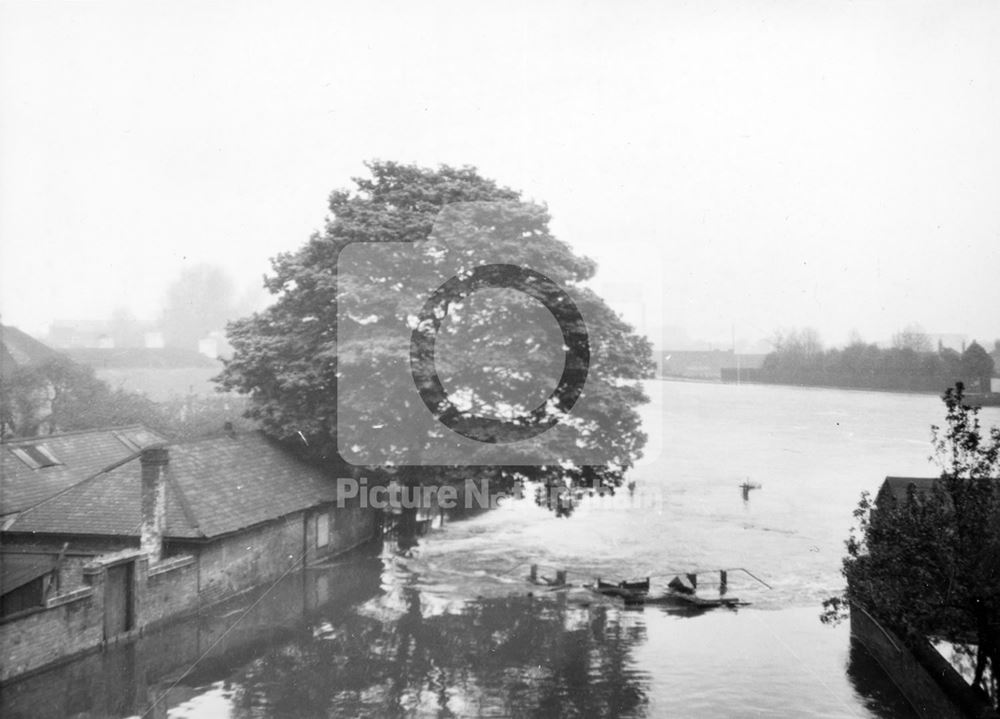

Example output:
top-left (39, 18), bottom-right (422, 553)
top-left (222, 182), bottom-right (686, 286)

top-left (823, 383), bottom-right (1000, 707)
top-left (217, 161), bottom-right (653, 493)
top-left (961, 341), bottom-right (996, 390)
top-left (892, 324), bottom-right (932, 353)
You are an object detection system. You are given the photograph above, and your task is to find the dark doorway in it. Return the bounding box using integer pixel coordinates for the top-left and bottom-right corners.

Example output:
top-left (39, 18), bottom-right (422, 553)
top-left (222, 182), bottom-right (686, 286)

top-left (104, 562), bottom-right (134, 640)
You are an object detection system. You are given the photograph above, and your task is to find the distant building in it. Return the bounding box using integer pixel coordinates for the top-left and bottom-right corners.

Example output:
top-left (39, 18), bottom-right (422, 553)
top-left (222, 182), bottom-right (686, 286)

top-left (48, 320), bottom-right (172, 350)
top-left (658, 349), bottom-right (766, 380)
top-left (144, 331), bottom-right (165, 349)
top-left (874, 476), bottom-right (940, 512)
top-left (0, 428), bottom-right (377, 681)
top-left (872, 476), bottom-right (1000, 536)
top-left (196, 330), bottom-right (232, 360)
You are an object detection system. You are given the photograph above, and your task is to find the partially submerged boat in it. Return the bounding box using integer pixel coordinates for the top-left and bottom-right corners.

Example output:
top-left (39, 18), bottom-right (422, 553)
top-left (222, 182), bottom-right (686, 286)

top-left (591, 572), bottom-right (746, 610)
top-left (596, 577), bottom-right (649, 593)
top-left (593, 578), bottom-right (649, 605)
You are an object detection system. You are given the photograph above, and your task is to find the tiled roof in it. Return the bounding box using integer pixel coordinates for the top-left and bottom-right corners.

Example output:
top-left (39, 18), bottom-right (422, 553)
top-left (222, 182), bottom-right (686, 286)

top-left (1, 426), bottom-right (167, 515)
top-left (4, 458), bottom-right (199, 538)
top-left (5, 433), bottom-right (342, 540)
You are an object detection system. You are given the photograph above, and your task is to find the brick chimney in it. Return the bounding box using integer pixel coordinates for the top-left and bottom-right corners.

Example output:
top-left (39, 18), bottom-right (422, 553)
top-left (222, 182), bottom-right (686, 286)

top-left (140, 445), bottom-right (169, 563)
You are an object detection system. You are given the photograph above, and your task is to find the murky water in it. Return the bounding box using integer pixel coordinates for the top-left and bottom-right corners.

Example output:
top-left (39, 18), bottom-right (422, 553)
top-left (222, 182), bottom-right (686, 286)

top-left (6, 381), bottom-right (998, 718)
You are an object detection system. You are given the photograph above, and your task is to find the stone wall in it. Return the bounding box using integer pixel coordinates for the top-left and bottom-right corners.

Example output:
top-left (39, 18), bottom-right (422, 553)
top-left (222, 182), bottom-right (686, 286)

top-left (850, 603), bottom-right (999, 719)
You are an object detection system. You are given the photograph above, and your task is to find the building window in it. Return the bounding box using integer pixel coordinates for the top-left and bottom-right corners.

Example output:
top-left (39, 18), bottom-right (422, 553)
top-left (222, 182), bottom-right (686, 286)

top-left (316, 513), bottom-right (330, 548)
top-left (1, 575), bottom-right (47, 617)
top-left (10, 444), bottom-right (61, 470)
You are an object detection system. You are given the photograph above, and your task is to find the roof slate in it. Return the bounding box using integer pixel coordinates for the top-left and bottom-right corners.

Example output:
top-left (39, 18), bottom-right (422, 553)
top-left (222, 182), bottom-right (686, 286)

top-left (1, 427), bottom-right (167, 515)
top-left (5, 433), bottom-right (342, 540)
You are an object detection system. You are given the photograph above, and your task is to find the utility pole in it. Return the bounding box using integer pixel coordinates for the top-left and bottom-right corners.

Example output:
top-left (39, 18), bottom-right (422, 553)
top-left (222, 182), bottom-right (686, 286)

top-left (732, 323), bottom-right (741, 385)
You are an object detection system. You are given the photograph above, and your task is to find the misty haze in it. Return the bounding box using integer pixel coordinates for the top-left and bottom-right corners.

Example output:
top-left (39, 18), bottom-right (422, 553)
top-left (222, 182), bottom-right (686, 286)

top-left (2, 3), bottom-right (1000, 719)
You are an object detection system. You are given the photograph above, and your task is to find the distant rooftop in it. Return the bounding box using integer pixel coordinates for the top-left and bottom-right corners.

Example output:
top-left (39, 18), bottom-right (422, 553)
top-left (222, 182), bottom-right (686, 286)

top-left (877, 476), bottom-right (939, 505)
top-left (0, 324), bottom-right (62, 379)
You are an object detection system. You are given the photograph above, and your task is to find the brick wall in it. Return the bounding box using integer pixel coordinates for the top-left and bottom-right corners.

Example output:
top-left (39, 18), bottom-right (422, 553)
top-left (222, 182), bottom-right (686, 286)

top-left (141, 556), bottom-right (199, 626)
top-left (1, 571), bottom-right (311, 718)
top-left (0, 554), bottom-right (201, 682)
top-left (195, 515), bottom-right (305, 606)
top-left (0, 505), bottom-right (377, 682)
top-left (0, 577), bottom-right (103, 682)
top-left (0, 557), bottom-right (383, 719)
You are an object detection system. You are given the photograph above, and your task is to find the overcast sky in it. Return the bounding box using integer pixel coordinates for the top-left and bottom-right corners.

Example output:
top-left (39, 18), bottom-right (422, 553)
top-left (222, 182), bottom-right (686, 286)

top-left (2, 0), bottom-right (998, 350)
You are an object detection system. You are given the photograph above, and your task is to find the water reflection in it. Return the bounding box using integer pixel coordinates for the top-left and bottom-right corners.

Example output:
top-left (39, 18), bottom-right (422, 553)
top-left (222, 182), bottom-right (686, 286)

top-left (238, 588), bottom-right (649, 718)
top-left (846, 639), bottom-right (920, 718)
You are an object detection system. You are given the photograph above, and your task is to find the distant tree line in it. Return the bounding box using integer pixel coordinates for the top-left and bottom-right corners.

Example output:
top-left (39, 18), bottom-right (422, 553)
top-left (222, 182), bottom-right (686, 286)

top-left (752, 328), bottom-right (996, 393)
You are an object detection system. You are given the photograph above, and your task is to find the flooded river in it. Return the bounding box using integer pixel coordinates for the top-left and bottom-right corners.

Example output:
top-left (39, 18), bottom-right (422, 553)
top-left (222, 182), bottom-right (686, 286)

top-left (5, 381), bottom-right (999, 718)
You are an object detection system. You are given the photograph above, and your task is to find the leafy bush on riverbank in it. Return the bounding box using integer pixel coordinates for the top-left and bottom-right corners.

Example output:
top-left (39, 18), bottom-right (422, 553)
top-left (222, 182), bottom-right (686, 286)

top-left (823, 382), bottom-right (1000, 708)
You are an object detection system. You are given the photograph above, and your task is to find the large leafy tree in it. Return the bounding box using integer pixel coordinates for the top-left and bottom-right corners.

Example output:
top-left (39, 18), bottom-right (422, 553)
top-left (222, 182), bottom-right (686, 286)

top-left (961, 341), bottom-right (996, 392)
top-left (217, 161), bottom-right (653, 493)
top-left (823, 383), bottom-right (1000, 707)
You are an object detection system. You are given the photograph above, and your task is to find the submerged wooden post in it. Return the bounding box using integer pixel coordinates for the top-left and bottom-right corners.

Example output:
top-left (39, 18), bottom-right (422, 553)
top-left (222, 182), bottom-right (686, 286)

top-left (719, 569), bottom-right (728, 596)
top-left (555, 569), bottom-right (567, 586)
top-left (529, 564), bottom-right (538, 583)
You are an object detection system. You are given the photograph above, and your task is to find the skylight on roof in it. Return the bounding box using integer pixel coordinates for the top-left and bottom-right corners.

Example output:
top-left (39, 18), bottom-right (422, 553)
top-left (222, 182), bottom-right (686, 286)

top-left (10, 444), bottom-right (62, 470)
top-left (114, 429), bottom-right (160, 452)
